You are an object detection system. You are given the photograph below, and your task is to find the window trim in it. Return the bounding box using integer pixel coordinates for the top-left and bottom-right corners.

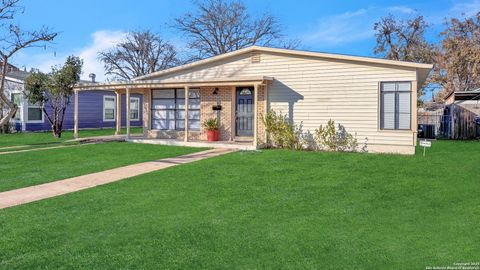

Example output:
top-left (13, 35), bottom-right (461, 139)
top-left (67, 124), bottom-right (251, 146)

top-left (26, 99), bottom-right (44, 124)
top-left (103, 95), bottom-right (116, 122)
top-left (379, 81), bottom-right (412, 131)
top-left (130, 97), bottom-right (140, 121)
top-left (151, 89), bottom-right (200, 131)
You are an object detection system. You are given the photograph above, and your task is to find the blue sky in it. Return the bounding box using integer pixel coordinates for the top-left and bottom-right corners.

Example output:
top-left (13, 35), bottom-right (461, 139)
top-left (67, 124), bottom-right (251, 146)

top-left (10, 0), bottom-right (480, 83)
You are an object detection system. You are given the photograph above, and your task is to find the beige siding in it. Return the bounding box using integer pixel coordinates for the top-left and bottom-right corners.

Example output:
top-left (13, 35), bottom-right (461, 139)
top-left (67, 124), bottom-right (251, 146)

top-left (145, 52), bottom-right (418, 153)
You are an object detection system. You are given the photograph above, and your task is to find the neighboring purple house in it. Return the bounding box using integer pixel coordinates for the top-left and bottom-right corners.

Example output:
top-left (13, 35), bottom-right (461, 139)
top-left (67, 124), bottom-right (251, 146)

top-left (4, 69), bottom-right (143, 132)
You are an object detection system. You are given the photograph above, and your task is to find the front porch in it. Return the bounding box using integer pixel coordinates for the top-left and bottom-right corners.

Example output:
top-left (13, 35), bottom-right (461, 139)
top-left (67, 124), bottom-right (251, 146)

top-left (73, 76), bottom-right (272, 149)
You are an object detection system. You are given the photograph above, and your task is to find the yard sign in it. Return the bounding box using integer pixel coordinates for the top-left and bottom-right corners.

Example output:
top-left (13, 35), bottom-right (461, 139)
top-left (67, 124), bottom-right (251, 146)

top-left (419, 140), bottom-right (432, 157)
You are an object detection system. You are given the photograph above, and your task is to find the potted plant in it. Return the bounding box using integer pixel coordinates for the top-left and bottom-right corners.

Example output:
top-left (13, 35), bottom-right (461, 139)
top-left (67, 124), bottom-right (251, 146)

top-left (202, 118), bottom-right (220, 141)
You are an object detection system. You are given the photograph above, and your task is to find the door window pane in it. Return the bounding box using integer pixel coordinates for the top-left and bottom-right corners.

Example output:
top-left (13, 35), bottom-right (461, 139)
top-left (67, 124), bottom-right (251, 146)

top-left (152, 89), bottom-right (175, 98)
top-left (152, 110), bottom-right (175, 120)
top-left (152, 99), bottom-right (175, 109)
top-left (189, 120), bottom-right (200, 130)
top-left (152, 119), bottom-right (176, 130)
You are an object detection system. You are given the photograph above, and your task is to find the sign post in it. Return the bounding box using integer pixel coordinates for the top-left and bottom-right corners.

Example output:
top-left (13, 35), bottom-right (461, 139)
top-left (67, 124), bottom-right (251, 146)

top-left (419, 140), bottom-right (432, 157)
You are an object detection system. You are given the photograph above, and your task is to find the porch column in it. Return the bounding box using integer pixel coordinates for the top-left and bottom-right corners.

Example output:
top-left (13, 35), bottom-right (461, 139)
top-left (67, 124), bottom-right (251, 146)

top-left (264, 81), bottom-right (269, 143)
top-left (115, 90), bottom-right (121, 135)
top-left (143, 89), bottom-right (151, 138)
top-left (73, 90), bottom-right (79, 139)
top-left (253, 83), bottom-right (259, 148)
top-left (184, 85), bottom-right (189, 142)
top-left (126, 87), bottom-right (131, 139)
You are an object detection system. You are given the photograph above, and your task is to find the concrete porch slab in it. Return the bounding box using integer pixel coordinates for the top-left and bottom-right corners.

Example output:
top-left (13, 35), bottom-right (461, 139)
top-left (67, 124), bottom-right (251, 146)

top-left (127, 138), bottom-right (257, 151)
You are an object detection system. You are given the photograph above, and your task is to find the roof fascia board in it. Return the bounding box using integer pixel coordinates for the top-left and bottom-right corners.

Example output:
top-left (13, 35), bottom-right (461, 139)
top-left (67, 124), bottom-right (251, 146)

top-left (133, 46), bottom-right (433, 81)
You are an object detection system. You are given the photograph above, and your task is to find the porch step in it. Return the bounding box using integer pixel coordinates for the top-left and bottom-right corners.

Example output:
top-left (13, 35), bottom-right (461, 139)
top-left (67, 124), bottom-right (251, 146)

top-left (127, 138), bottom-right (257, 151)
top-left (234, 136), bottom-right (253, 143)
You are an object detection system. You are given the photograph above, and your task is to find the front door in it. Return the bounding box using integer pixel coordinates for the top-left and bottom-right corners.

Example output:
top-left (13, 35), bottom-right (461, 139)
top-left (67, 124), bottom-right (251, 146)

top-left (236, 87), bottom-right (254, 137)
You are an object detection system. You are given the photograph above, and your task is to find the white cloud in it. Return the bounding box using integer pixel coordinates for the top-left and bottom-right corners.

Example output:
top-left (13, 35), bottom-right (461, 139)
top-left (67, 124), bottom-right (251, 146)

top-left (300, 5), bottom-right (418, 49)
top-left (450, 0), bottom-right (480, 18)
top-left (300, 8), bottom-right (375, 47)
top-left (76, 30), bottom-right (127, 82)
top-left (387, 6), bottom-right (416, 14)
top-left (13, 30), bottom-right (127, 82)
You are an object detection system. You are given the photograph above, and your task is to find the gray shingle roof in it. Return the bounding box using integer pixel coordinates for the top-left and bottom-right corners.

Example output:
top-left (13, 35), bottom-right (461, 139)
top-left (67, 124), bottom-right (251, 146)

top-left (5, 70), bottom-right (96, 84)
top-left (6, 70), bottom-right (31, 81)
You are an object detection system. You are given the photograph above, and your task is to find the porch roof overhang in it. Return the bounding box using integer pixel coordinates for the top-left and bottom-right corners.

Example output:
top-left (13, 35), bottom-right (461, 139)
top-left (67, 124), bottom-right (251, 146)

top-left (73, 76), bottom-right (273, 91)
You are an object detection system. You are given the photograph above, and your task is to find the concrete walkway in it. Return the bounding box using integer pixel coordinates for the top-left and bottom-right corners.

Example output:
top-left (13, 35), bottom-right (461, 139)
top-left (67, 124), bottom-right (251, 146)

top-left (0, 148), bottom-right (235, 210)
top-left (0, 143), bottom-right (90, 155)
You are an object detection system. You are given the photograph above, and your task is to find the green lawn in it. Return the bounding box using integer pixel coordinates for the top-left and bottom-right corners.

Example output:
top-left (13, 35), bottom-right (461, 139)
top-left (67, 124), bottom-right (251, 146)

top-left (0, 141), bottom-right (479, 269)
top-left (0, 142), bottom-right (202, 192)
top-left (0, 127), bottom-right (143, 148)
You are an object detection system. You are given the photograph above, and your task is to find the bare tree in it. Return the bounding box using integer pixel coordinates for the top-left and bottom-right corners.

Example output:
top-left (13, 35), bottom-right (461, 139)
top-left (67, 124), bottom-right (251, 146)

top-left (374, 15), bottom-right (434, 63)
top-left (431, 13), bottom-right (480, 100)
top-left (374, 14), bottom-right (434, 103)
top-left (0, 0), bottom-right (57, 129)
top-left (174, 0), bottom-right (295, 60)
top-left (98, 31), bottom-right (179, 81)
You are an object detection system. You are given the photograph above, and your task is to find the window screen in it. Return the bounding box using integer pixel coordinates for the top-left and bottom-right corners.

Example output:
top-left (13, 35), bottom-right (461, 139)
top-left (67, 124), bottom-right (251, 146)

top-left (103, 96), bottom-right (116, 121)
top-left (27, 100), bottom-right (43, 122)
top-left (380, 82), bottom-right (412, 130)
top-left (130, 97), bottom-right (140, 120)
top-left (151, 89), bottom-right (200, 131)
top-left (27, 107), bottom-right (42, 121)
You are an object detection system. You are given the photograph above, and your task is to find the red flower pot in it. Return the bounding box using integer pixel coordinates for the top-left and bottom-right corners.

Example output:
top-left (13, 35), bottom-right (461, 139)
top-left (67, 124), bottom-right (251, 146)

top-left (207, 130), bottom-right (219, 142)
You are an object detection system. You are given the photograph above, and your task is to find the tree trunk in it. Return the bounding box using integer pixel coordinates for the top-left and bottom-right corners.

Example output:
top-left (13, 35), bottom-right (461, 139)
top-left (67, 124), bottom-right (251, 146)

top-left (0, 56), bottom-right (18, 128)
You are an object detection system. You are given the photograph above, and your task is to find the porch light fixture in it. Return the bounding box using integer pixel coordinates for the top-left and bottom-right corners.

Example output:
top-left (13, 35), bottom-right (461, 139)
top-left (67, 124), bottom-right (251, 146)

top-left (212, 88), bottom-right (219, 95)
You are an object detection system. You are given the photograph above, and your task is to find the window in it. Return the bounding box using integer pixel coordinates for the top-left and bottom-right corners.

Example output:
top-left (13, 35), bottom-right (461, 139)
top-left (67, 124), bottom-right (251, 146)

top-left (130, 97), bottom-right (140, 121)
top-left (151, 89), bottom-right (200, 131)
top-left (103, 96), bottom-right (116, 122)
top-left (11, 93), bottom-right (22, 121)
top-left (239, 88), bottom-right (252, 95)
top-left (27, 100), bottom-right (43, 123)
top-left (380, 82), bottom-right (412, 130)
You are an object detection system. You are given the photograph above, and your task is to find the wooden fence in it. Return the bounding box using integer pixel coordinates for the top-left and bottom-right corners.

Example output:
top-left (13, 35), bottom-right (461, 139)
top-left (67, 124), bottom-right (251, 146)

top-left (417, 104), bottom-right (479, 139)
top-left (450, 104), bottom-right (478, 139)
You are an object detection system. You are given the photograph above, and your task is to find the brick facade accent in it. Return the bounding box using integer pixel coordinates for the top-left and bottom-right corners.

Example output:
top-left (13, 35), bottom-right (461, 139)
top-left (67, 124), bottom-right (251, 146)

top-left (142, 89), bottom-right (151, 138)
top-left (145, 85), bottom-right (267, 147)
top-left (256, 85), bottom-right (266, 146)
top-left (199, 86), bottom-right (234, 141)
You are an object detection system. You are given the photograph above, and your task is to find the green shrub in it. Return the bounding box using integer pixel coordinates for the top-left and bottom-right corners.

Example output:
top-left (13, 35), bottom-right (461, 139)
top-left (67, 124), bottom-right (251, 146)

top-left (202, 118), bottom-right (219, 131)
top-left (314, 119), bottom-right (358, 152)
top-left (262, 110), bottom-right (303, 150)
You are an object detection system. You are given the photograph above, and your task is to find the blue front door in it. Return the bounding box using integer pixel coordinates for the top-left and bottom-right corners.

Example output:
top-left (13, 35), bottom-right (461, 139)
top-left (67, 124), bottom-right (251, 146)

top-left (236, 87), bottom-right (254, 137)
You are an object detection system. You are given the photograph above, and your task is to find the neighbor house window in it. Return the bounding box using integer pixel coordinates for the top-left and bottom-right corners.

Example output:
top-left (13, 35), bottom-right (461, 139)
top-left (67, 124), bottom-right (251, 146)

top-left (27, 100), bottom-right (43, 122)
top-left (103, 96), bottom-right (116, 122)
top-left (130, 97), bottom-right (140, 121)
top-left (380, 82), bottom-right (412, 130)
top-left (151, 89), bottom-right (200, 131)
top-left (11, 93), bottom-right (22, 121)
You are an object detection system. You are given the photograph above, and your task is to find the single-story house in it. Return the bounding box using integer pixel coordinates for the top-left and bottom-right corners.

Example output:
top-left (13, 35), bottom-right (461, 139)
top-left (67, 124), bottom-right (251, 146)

top-left (4, 69), bottom-right (143, 132)
top-left (74, 46), bottom-right (433, 154)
